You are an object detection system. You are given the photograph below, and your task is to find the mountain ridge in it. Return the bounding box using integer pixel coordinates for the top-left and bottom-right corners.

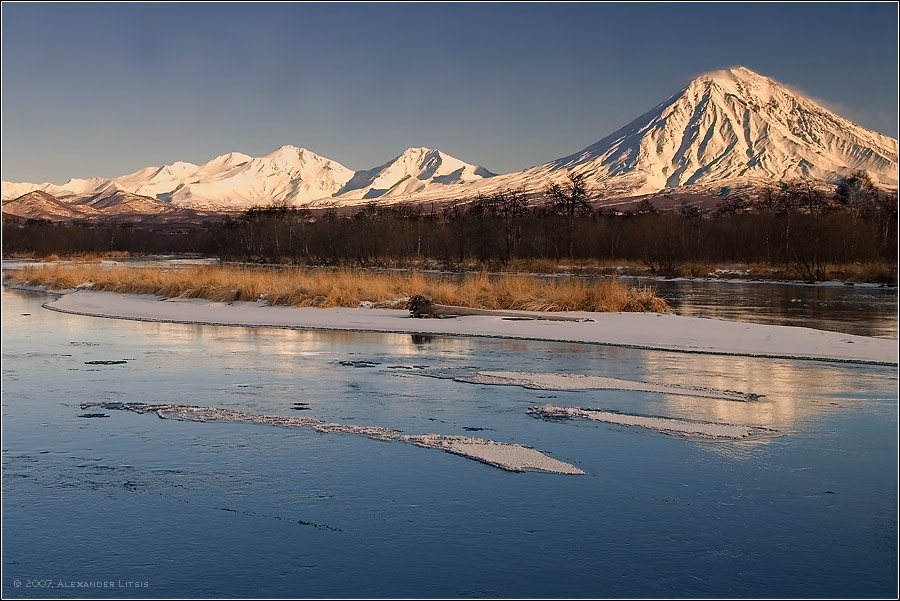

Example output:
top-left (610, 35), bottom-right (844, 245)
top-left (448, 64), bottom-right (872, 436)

top-left (3, 67), bottom-right (897, 217)
top-left (2, 145), bottom-right (495, 211)
top-left (441, 66), bottom-right (897, 201)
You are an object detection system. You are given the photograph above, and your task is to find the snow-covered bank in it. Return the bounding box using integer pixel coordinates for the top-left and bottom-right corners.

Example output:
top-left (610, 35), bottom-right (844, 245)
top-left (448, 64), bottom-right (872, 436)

top-left (40, 289), bottom-right (897, 364)
top-left (529, 405), bottom-right (777, 441)
top-left (85, 402), bottom-right (583, 475)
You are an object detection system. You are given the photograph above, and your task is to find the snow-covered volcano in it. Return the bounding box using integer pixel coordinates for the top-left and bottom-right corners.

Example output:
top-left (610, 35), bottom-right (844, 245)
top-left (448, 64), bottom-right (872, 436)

top-left (3, 66), bottom-right (896, 216)
top-left (392, 66), bottom-right (897, 203)
top-left (511, 66), bottom-right (898, 196)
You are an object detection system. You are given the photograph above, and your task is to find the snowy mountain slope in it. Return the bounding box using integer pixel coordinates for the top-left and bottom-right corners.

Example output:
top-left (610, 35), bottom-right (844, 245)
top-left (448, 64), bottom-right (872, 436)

top-left (548, 66), bottom-right (898, 194)
top-left (113, 160), bottom-right (204, 201)
top-left (3, 146), bottom-right (493, 210)
top-left (3, 67), bottom-right (895, 214)
top-left (77, 189), bottom-right (171, 215)
top-left (2, 178), bottom-right (123, 203)
top-left (364, 67), bottom-right (898, 204)
top-left (2, 190), bottom-right (100, 220)
top-left (473, 67), bottom-right (897, 198)
top-left (334, 147), bottom-right (494, 200)
top-left (149, 146), bottom-right (356, 209)
top-left (1, 181), bottom-right (40, 200)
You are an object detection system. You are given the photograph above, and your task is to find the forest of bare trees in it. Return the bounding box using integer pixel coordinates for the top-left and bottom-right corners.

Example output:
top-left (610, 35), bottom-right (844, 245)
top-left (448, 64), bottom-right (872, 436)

top-left (3, 173), bottom-right (897, 282)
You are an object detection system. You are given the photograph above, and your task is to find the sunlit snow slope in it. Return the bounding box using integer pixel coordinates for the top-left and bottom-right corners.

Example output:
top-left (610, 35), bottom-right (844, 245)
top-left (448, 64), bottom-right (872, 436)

top-left (3, 67), bottom-right (896, 214)
top-left (3, 146), bottom-right (494, 211)
top-left (468, 66), bottom-right (898, 198)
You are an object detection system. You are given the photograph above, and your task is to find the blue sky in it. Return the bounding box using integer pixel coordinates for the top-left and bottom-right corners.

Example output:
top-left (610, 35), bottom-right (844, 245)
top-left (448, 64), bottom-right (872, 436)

top-left (2, 2), bottom-right (897, 184)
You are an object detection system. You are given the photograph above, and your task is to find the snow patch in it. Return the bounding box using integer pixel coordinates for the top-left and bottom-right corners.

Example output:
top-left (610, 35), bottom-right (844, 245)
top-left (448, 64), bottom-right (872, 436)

top-left (84, 401), bottom-right (584, 475)
top-left (529, 404), bottom-right (776, 441)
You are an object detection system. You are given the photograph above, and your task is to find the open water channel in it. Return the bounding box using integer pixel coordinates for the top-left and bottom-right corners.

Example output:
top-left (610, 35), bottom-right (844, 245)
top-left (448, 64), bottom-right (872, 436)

top-left (1, 275), bottom-right (897, 598)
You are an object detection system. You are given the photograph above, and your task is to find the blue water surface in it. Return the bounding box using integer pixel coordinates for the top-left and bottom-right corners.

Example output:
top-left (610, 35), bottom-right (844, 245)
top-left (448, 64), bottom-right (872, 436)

top-left (1, 287), bottom-right (897, 598)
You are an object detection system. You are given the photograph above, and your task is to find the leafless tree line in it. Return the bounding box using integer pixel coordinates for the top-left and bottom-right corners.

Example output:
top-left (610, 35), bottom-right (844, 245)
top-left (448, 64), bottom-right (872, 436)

top-left (3, 172), bottom-right (896, 281)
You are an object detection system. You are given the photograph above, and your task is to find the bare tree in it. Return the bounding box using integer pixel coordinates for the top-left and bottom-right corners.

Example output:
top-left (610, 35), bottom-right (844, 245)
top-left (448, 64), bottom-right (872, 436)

top-left (636, 198), bottom-right (658, 215)
top-left (544, 171), bottom-right (595, 258)
top-left (545, 171), bottom-right (593, 217)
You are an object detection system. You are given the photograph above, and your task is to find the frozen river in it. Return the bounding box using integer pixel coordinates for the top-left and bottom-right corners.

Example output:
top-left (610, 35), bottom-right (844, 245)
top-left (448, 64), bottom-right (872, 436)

top-left (1, 286), bottom-right (897, 598)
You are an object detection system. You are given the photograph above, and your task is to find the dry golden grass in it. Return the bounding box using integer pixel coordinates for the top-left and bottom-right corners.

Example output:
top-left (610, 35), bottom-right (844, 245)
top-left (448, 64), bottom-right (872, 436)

top-left (4, 264), bottom-right (670, 313)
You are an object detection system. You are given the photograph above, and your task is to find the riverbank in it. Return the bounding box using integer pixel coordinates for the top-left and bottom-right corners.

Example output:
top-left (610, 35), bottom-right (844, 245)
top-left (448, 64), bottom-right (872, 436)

top-left (29, 287), bottom-right (897, 365)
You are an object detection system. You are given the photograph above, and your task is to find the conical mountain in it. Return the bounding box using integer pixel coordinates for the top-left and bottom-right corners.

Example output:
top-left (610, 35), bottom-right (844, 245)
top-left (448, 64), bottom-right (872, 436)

top-left (532, 66), bottom-right (898, 196)
top-left (4, 67), bottom-right (895, 213)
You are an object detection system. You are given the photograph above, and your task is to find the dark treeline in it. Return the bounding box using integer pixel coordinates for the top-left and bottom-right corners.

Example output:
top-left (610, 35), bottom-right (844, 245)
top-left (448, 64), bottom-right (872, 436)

top-left (2, 219), bottom-right (219, 258)
top-left (3, 173), bottom-right (897, 281)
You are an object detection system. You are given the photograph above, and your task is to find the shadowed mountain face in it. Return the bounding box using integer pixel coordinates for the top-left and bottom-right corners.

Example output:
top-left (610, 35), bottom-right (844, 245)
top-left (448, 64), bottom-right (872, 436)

top-left (77, 189), bottom-right (172, 215)
top-left (3, 67), bottom-right (897, 219)
top-left (2, 190), bottom-right (100, 220)
top-left (0, 187), bottom-right (202, 224)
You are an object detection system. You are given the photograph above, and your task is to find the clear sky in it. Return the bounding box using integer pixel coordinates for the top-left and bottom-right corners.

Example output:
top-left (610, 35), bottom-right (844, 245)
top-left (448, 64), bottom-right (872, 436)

top-left (2, 2), bottom-right (897, 184)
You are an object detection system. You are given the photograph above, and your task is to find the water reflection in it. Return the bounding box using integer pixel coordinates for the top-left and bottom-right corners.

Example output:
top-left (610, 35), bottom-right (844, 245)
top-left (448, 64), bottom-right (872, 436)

top-left (638, 278), bottom-right (898, 339)
top-left (411, 333), bottom-right (433, 345)
top-left (3, 286), bottom-right (896, 456)
top-left (3, 286), bottom-right (898, 599)
top-left (637, 351), bottom-right (897, 449)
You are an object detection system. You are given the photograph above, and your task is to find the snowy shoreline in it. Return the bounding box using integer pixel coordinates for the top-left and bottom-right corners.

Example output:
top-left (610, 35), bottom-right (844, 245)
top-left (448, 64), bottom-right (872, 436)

top-left (21, 287), bottom-right (897, 365)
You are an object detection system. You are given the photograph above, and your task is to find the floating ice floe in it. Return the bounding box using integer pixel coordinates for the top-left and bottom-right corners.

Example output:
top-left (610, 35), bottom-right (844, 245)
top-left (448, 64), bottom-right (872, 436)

top-left (529, 404), bottom-right (777, 441)
top-left (83, 402), bottom-right (583, 475)
top-left (419, 369), bottom-right (761, 402)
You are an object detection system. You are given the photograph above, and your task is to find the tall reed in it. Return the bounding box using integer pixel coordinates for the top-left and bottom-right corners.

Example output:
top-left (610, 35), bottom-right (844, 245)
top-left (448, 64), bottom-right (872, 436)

top-left (4, 264), bottom-right (669, 313)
